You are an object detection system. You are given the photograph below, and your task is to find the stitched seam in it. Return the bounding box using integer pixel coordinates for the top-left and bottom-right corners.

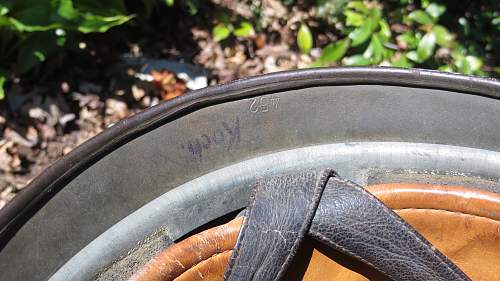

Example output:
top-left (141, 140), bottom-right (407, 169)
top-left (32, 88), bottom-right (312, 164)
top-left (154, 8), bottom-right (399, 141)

top-left (222, 193), bottom-right (253, 279)
top-left (276, 169), bottom-right (335, 279)
top-left (395, 208), bottom-right (500, 222)
top-left (173, 250), bottom-right (232, 280)
top-left (395, 208), bottom-right (500, 223)
top-left (340, 178), bottom-right (464, 279)
top-left (332, 177), bottom-right (467, 280)
top-left (309, 230), bottom-right (396, 281)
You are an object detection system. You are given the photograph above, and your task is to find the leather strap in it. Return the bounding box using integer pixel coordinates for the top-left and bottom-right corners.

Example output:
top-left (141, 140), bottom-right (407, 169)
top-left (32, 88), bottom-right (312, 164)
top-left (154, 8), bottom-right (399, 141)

top-left (223, 170), bottom-right (471, 281)
top-left (223, 170), bottom-right (335, 281)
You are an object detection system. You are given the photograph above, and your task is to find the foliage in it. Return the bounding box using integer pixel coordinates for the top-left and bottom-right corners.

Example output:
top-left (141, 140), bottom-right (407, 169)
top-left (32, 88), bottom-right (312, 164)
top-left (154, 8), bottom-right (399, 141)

top-left (211, 11), bottom-right (255, 42)
top-left (0, 0), bottom-right (136, 98)
top-left (314, 0), bottom-right (348, 24)
top-left (0, 75), bottom-right (5, 99)
top-left (309, 0), bottom-right (495, 76)
top-left (165, 0), bottom-right (200, 15)
top-left (212, 21), bottom-right (256, 42)
top-left (297, 23), bottom-right (313, 53)
top-left (0, 0), bottom-right (498, 99)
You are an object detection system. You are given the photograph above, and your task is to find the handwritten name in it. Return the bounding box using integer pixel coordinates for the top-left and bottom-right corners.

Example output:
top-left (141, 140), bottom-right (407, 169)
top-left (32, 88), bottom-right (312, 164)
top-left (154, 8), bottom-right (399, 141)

top-left (180, 117), bottom-right (240, 160)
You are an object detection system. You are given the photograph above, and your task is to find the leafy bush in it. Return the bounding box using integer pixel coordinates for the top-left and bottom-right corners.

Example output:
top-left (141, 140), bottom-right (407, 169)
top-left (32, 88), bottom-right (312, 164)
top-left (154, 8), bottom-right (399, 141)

top-left (310, 0), bottom-right (494, 76)
top-left (0, 0), bottom-right (134, 98)
top-left (0, 0), bottom-right (498, 99)
top-left (208, 0), bottom-right (497, 77)
top-left (212, 18), bottom-right (256, 42)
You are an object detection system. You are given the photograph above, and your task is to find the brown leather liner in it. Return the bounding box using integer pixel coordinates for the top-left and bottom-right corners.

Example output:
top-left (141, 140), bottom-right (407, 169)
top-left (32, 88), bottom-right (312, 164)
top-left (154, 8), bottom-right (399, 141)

top-left (158, 210), bottom-right (500, 281)
top-left (173, 251), bottom-right (233, 281)
top-left (129, 183), bottom-right (500, 281)
top-left (396, 209), bottom-right (500, 281)
top-left (289, 209), bottom-right (500, 281)
top-left (129, 217), bottom-right (243, 281)
top-left (368, 183), bottom-right (500, 220)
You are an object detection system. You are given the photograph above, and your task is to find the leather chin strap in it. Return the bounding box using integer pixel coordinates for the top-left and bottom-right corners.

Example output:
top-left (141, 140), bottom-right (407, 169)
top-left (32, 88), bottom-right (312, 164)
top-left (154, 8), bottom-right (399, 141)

top-left (223, 170), bottom-right (471, 281)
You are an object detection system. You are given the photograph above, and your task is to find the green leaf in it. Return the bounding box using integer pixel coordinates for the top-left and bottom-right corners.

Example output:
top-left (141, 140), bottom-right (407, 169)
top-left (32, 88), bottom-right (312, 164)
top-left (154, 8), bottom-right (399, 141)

top-left (185, 0), bottom-right (199, 15)
top-left (369, 5), bottom-right (382, 24)
top-left (0, 15), bottom-right (9, 27)
top-left (425, 3), bottom-right (445, 20)
top-left (55, 28), bottom-right (66, 46)
top-left (465, 56), bottom-right (483, 72)
top-left (432, 25), bottom-right (454, 47)
top-left (382, 47), bottom-right (395, 61)
top-left (391, 53), bottom-right (413, 68)
top-left (451, 49), bottom-right (466, 72)
top-left (379, 20), bottom-right (391, 40)
top-left (317, 39), bottom-right (350, 64)
top-left (3, 1), bottom-right (56, 28)
top-left (458, 17), bottom-right (470, 36)
top-left (438, 65), bottom-right (454, 73)
top-left (344, 10), bottom-right (363, 27)
top-left (78, 13), bottom-right (134, 33)
top-left (343, 54), bottom-right (371, 66)
top-left (34, 51), bottom-right (45, 62)
top-left (455, 56), bottom-right (471, 74)
top-left (408, 10), bottom-right (434, 25)
top-left (406, 51), bottom-right (421, 63)
top-left (397, 32), bottom-right (419, 49)
top-left (233, 22), bottom-right (255, 38)
top-left (0, 76), bottom-right (5, 100)
top-left (363, 34), bottom-right (383, 63)
top-left (297, 23), bottom-right (313, 54)
top-left (166, 0), bottom-right (174, 7)
top-left (212, 23), bottom-right (231, 42)
top-left (0, 5), bottom-right (8, 16)
top-left (58, 0), bottom-right (78, 20)
top-left (16, 32), bottom-right (58, 73)
top-left (349, 20), bottom-right (373, 47)
top-left (56, 36), bottom-right (66, 46)
top-left (2, 17), bottom-right (61, 32)
top-left (417, 31), bottom-right (436, 61)
top-left (347, 1), bottom-right (369, 14)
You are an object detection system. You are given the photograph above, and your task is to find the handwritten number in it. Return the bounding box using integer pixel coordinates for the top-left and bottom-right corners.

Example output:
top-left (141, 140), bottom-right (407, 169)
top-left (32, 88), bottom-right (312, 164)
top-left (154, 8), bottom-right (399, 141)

top-left (249, 97), bottom-right (279, 113)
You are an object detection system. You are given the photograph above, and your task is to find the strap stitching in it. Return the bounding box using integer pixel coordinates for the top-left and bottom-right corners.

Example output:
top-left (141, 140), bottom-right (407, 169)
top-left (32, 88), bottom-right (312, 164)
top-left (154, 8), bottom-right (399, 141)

top-left (275, 169), bottom-right (335, 280)
top-left (309, 229), bottom-right (395, 281)
top-left (331, 177), bottom-right (468, 280)
top-left (395, 208), bottom-right (500, 222)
